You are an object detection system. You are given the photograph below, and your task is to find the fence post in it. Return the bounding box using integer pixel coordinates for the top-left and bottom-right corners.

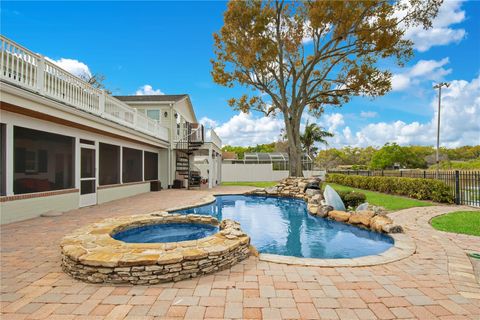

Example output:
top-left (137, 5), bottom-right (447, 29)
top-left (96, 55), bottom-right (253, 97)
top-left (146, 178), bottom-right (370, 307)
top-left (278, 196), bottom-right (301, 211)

top-left (400, 171), bottom-right (403, 177)
top-left (424, 170), bottom-right (426, 178)
top-left (455, 170), bottom-right (460, 205)
top-left (381, 170), bottom-right (384, 176)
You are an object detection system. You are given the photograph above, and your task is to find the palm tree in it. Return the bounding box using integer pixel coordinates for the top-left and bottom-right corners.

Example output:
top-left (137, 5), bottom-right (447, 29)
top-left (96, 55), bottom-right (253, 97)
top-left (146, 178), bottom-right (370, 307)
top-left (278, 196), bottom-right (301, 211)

top-left (300, 121), bottom-right (334, 160)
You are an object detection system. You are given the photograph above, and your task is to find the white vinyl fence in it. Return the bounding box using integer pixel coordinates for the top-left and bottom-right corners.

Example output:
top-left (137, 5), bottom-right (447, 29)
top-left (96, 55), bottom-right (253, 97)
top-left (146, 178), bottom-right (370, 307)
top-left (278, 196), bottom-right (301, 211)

top-left (222, 163), bottom-right (325, 182)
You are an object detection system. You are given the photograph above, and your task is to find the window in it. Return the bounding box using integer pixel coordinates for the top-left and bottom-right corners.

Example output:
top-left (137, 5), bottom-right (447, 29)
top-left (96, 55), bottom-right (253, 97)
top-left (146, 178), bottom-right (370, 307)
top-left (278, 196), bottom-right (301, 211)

top-left (122, 147), bottom-right (142, 183)
top-left (99, 143), bottom-right (120, 185)
top-left (14, 126), bottom-right (74, 194)
top-left (0, 124), bottom-right (5, 196)
top-left (144, 151), bottom-right (158, 181)
top-left (147, 110), bottom-right (160, 121)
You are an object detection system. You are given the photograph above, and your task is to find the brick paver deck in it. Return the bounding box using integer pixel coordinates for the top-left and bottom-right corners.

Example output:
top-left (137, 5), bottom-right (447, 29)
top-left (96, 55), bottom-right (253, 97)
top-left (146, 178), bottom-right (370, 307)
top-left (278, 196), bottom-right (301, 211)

top-left (1, 187), bottom-right (479, 319)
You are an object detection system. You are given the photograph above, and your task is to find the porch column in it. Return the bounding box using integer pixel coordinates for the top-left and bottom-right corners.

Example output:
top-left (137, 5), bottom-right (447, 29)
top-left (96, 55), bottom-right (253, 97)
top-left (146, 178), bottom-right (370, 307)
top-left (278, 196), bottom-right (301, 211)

top-left (141, 150), bottom-right (145, 181)
top-left (5, 123), bottom-right (14, 196)
top-left (217, 152), bottom-right (222, 185)
top-left (95, 141), bottom-right (99, 188)
top-left (120, 147), bottom-right (123, 184)
top-left (74, 137), bottom-right (80, 189)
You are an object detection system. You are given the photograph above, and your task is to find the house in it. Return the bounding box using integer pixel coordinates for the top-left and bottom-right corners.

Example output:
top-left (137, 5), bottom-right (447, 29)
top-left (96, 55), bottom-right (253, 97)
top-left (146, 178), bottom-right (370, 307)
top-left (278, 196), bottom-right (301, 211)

top-left (0, 35), bottom-right (222, 224)
top-left (221, 152), bottom-right (237, 162)
top-left (114, 95), bottom-right (223, 189)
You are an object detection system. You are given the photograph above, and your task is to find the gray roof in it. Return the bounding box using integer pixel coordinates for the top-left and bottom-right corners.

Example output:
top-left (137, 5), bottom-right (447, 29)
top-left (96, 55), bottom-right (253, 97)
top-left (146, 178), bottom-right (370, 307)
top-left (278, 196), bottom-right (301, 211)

top-left (114, 94), bottom-right (188, 103)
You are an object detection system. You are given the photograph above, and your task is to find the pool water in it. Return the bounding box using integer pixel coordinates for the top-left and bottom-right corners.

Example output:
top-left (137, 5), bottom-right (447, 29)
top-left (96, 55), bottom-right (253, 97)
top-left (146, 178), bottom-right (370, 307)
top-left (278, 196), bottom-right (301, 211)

top-left (112, 223), bottom-right (219, 243)
top-left (174, 195), bottom-right (394, 259)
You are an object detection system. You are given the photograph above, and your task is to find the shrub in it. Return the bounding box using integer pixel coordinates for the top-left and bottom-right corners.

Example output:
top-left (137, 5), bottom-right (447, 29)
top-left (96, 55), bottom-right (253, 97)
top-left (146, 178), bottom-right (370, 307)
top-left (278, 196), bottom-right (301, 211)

top-left (326, 173), bottom-right (454, 203)
top-left (337, 190), bottom-right (367, 208)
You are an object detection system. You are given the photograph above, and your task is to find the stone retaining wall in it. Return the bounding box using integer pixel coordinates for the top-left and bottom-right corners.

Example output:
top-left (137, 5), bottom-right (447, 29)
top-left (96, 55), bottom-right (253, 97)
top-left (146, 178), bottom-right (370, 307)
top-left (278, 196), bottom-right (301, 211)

top-left (61, 213), bottom-right (251, 284)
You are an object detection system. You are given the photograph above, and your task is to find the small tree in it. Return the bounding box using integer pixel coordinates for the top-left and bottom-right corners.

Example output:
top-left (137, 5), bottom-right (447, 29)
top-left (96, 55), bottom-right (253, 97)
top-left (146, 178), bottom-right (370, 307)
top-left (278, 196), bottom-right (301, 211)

top-left (300, 121), bottom-right (333, 160)
top-left (78, 72), bottom-right (111, 94)
top-left (212, 0), bottom-right (441, 176)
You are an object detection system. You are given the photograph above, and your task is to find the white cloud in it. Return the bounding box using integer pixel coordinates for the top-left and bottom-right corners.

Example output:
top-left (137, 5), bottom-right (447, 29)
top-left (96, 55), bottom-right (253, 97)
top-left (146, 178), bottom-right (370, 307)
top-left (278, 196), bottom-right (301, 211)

top-left (214, 112), bottom-right (284, 146)
top-left (321, 113), bottom-right (345, 132)
top-left (360, 111), bottom-right (378, 119)
top-left (199, 117), bottom-right (218, 128)
top-left (391, 74), bottom-right (411, 91)
top-left (404, 0), bottom-right (466, 52)
top-left (325, 75), bottom-right (480, 148)
top-left (135, 84), bottom-right (164, 95)
top-left (391, 57), bottom-right (451, 91)
top-left (409, 58), bottom-right (451, 78)
top-left (46, 57), bottom-right (92, 79)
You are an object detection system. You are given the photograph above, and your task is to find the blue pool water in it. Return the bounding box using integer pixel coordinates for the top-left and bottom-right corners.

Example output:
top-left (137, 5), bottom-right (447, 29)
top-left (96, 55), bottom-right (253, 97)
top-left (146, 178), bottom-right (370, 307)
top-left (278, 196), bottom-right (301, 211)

top-left (174, 195), bottom-right (394, 259)
top-left (113, 223), bottom-right (219, 243)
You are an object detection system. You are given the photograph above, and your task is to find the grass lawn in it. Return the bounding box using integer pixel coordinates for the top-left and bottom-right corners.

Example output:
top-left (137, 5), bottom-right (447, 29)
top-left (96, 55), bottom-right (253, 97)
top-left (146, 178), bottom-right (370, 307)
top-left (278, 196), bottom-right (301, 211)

top-left (326, 183), bottom-right (433, 211)
top-left (221, 181), bottom-right (278, 188)
top-left (431, 211), bottom-right (480, 236)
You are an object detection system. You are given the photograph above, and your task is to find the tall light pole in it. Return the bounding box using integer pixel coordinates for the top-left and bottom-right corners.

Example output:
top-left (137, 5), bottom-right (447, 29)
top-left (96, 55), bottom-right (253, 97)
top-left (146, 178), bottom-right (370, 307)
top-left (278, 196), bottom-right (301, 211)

top-left (433, 82), bottom-right (450, 179)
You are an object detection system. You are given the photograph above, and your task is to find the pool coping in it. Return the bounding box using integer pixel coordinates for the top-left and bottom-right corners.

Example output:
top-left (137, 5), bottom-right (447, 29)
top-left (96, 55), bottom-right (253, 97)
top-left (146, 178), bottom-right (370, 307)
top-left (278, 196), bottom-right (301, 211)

top-left (167, 193), bottom-right (417, 267)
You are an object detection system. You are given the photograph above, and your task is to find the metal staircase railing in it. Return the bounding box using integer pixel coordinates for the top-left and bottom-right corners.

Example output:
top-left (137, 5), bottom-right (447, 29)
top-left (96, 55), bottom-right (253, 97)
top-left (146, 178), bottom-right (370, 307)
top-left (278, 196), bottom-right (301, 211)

top-left (174, 122), bottom-right (204, 189)
top-left (175, 122), bottom-right (204, 153)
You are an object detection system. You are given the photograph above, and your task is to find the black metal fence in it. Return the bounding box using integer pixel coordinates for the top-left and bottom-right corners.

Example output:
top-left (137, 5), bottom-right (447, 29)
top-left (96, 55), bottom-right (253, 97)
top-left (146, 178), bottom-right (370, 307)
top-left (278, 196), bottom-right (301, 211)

top-left (327, 169), bottom-right (480, 207)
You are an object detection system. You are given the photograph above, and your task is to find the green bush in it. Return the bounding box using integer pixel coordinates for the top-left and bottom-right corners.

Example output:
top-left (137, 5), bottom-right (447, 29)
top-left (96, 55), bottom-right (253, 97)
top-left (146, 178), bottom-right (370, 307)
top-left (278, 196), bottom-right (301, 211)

top-left (337, 190), bottom-right (367, 208)
top-left (326, 174), bottom-right (454, 203)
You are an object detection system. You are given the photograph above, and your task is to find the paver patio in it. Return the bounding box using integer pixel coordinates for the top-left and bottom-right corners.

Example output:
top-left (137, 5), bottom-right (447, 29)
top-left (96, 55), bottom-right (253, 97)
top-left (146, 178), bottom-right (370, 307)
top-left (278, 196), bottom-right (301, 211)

top-left (1, 186), bottom-right (479, 319)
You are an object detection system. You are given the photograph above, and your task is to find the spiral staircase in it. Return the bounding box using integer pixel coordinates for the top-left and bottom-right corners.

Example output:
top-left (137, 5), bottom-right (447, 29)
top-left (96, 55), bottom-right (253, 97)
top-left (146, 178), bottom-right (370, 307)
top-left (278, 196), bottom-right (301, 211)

top-left (174, 123), bottom-right (204, 189)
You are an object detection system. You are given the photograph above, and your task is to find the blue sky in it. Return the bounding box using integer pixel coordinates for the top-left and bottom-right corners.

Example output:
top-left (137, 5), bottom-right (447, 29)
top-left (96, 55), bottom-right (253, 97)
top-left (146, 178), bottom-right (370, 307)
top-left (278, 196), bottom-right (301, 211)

top-left (2, 1), bottom-right (479, 147)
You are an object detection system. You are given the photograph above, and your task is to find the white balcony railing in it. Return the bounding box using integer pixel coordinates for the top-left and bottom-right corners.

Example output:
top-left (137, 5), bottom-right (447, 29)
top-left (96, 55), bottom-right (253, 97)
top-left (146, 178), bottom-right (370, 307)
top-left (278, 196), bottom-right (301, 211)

top-left (0, 35), bottom-right (169, 141)
top-left (206, 128), bottom-right (222, 148)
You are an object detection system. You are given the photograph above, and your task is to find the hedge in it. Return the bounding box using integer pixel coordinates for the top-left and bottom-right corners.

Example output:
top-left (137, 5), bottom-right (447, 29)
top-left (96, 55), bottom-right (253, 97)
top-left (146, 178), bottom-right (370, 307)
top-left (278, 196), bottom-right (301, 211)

top-left (326, 173), bottom-right (454, 203)
top-left (337, 190), bottom-right (367, 208)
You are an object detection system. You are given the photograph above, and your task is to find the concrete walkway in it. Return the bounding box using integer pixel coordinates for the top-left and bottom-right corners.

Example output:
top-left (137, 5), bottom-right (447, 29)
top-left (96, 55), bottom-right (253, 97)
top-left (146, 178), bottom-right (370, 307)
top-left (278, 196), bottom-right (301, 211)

top-left (1, 187), bottom-right (479, 319)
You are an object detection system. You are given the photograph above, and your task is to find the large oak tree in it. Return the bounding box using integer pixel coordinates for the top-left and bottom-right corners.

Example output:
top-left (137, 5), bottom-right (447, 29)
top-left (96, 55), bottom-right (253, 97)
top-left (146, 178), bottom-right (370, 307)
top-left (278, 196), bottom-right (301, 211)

top-left (211, 0), bottom-right (441, 176)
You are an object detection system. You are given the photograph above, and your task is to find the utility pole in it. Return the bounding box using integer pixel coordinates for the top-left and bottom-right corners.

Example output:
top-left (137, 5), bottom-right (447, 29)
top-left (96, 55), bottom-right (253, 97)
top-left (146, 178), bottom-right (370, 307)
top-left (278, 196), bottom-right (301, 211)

top-left (433, 82), bottom-right (450, 179)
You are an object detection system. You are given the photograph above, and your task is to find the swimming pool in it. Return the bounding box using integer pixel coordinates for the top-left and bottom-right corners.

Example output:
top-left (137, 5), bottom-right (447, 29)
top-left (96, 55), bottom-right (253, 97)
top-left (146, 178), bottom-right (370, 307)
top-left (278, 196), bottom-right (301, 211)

top-left (174, 195), bottom-right (394, 259)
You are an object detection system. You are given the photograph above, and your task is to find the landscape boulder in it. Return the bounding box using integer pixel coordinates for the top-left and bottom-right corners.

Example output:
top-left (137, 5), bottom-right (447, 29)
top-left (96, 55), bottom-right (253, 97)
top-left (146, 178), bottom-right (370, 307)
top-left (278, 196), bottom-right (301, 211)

top-left (382, 224), bottom-right (404, 233)
top-left (317, 205), bottom-right (334, 218)
top-left (305, 189), bottom-right (321, 197)
top-left (328, 210), bottom-right (351, 222)
top-left (265, 187), bottom-right (278, 195)
top-left (307, 204), bottom-right (319, 215)
top-left (348, 210), bottom-right (375, 227)
top-left (370, 215), bottom-right (394, 232)
top-left (308, 193), bottom-right (323, 205)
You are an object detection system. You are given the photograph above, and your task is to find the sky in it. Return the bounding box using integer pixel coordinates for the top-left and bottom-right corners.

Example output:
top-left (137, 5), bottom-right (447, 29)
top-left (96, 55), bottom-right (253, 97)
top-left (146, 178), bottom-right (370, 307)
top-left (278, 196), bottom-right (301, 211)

top-left (2, 1), bottom-right (479, 148)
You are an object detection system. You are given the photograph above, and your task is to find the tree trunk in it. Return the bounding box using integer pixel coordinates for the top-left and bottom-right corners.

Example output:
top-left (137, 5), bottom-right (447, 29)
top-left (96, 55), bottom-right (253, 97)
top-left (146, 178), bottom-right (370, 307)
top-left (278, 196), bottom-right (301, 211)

top-left (284, 113), bottom-right (303, 177)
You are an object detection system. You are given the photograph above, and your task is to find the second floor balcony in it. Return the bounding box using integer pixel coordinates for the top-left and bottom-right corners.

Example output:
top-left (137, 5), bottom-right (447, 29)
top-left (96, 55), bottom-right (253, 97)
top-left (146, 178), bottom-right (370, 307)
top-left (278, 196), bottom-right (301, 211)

top-left (0, 36), bottom-right (169, 142)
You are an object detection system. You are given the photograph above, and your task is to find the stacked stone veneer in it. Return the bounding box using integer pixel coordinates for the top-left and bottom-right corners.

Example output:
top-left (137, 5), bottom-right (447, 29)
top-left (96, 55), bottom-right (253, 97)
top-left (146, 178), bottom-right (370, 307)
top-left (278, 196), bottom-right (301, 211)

top-left (61, 213), bottom-right (250, 284)
top-left (249, 177), bottom-right (403, 234)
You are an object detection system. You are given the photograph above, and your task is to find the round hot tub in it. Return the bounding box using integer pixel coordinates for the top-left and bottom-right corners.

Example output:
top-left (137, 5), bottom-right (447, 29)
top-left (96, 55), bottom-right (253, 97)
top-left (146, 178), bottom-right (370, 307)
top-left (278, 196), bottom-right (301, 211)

top-left (60, 213), bottom-right (251, 284)
top-left (112, 223), bottom-right (219, 243)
